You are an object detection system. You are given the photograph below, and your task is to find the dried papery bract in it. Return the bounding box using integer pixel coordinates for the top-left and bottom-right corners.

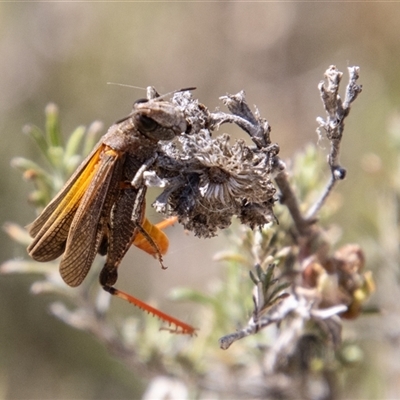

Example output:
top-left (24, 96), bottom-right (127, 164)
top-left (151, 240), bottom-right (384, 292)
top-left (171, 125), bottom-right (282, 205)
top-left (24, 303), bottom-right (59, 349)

top-left (150, 90), bottom-right (279, 237)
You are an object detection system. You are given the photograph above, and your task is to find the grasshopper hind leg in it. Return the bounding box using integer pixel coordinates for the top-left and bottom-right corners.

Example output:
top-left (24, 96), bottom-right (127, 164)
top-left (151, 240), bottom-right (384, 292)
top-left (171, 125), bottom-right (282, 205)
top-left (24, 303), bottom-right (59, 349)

top-left (100, 280), bottom-right (196, 336)
top-left (98, 185), bottom-right (195, 334)
top-left (99, 263), bottom-right (118, 287)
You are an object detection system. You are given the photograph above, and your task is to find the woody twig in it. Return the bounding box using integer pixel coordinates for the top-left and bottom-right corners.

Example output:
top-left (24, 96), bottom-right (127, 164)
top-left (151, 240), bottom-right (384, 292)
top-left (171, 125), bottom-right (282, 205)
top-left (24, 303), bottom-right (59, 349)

top-left (307, 66), bottom-right (362, 220)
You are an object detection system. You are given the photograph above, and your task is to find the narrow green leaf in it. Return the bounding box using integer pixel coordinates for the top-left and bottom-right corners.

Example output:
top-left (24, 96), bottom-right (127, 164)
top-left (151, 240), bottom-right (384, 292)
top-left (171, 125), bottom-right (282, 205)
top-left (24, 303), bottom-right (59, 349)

top-left (47, 146), bottom-right (65, 171)
top-left (23, 124), bottom-right (51, 162)
top-left (267, 282), bottom-right (291, 304)
top-left (65, 155), bottom-right (83, 176)
top-left (45, 103), bottom-right (62, 147)
top-left (0, 259), bottom-right (57, 275)
top-left (3, 222), bottom-right (32, 245)
top-left (249, 270), bottom-right (259, 285)
top-left (83, 121), bottom-right (103, 157)
top-left (64, 125), bottom-right (86, 160)
top-left (263, 263), bottom-right (275, 287)
top-left (11, 157), bottom-right (48, 177)
top-left (28, 190), bottom-right (49, 208)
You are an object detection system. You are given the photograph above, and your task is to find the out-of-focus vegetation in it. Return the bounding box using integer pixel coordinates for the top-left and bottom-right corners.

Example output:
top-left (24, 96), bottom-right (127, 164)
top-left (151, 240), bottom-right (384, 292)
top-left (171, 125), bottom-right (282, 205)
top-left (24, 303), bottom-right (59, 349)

top-left (1, 3), bottom-right (400, 399)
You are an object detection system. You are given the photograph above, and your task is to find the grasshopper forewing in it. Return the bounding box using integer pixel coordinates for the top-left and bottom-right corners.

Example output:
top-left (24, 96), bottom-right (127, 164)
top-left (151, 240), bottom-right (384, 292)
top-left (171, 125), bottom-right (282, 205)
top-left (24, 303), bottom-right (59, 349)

top-left (27, 92), bottom-right (195, 335)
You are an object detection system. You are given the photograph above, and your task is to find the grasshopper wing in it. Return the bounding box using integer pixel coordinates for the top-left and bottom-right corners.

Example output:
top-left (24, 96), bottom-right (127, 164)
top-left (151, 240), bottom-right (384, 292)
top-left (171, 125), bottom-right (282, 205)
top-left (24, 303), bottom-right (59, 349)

top-left (27, 143), bottom-right (105, 261)
top-left (59, 146), bottom-right (124, 287)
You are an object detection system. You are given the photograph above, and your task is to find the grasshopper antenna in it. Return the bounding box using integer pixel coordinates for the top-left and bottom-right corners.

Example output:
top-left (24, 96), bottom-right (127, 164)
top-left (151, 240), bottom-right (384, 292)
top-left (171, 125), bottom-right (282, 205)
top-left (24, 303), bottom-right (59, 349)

top-left (107, 82), bottom-right (147, 91)
top-left (147, 86), bottom-right (196, 101)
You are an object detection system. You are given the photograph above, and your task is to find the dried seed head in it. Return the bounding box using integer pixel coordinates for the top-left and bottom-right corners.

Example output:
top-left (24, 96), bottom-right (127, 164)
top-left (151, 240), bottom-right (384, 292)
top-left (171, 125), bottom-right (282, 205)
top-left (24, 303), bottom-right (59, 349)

top-left (152, 90), bottom-right (278, 237)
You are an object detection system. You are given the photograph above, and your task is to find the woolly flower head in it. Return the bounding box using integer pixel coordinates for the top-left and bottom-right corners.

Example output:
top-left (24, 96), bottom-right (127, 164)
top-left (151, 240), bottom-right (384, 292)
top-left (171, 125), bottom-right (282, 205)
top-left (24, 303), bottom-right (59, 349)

top-left (154, 129), bottom-right (277, 237)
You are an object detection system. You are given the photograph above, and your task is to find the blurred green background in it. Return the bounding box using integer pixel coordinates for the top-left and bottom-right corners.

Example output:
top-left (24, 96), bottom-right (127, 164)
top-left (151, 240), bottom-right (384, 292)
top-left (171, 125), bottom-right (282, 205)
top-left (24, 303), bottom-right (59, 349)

top-left (1, 2), bottom-right (400, 399)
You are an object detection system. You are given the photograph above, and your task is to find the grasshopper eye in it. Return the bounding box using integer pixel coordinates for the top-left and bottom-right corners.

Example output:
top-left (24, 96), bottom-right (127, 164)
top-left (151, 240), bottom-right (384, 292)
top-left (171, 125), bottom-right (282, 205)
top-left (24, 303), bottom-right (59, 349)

top-left (136, 114), bottom-right (158, 132)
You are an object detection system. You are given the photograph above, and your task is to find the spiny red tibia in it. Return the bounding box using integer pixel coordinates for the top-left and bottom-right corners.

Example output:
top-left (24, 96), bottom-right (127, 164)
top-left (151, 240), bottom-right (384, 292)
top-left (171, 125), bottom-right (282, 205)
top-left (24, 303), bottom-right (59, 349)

top-left (110, 286), bottom-right (195, 335)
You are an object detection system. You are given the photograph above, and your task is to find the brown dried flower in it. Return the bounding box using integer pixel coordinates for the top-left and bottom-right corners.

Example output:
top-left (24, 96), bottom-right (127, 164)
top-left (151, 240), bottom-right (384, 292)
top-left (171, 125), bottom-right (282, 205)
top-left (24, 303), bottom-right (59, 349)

top-left (149, 92), bottom-right (278, 237)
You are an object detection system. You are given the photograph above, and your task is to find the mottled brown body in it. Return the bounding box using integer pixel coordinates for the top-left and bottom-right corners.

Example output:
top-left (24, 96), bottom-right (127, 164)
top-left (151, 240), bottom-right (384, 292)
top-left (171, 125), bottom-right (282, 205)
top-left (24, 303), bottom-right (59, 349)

top-left (26, 91), bottom-right (195, 334)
